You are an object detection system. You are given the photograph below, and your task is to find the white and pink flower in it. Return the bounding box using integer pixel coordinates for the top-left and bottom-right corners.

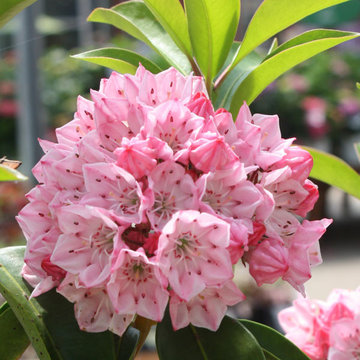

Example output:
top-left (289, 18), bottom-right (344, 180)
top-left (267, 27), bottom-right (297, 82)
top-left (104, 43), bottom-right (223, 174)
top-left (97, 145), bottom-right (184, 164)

top-left (17, 65), bottom-right (330, 335)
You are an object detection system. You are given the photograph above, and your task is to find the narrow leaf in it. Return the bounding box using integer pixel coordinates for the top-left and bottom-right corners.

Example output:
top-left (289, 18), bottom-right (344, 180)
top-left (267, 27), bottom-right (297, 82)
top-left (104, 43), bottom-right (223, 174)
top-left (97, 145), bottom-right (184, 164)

top-left (302, 146), bottom-right (360, 199)
top-left (230, 31), bottom-right (359, 115)
top-left (240, 319), bottom-right (311, 360)
top-left (0, 302), bottom-right (30, 360)
top-left (230, 0), bottom-right (350, 68)
top-left (72, 47), bottom-right (163, 75)
top-left (0, 164), bottom-right (27, 181)
top-left (143, 0), bottom-right (192, 58)
top-left (214, 49), bottom-right (263, 110)
top-left (156, 311), bottom-right (265, 360)
top-left (88, 1), bottom-right (191, 75)
top-left (0, 0), bottom-right (37, 28)
top-left (184, 0), bottom-right (240, 81)
top-left (265, 29), bottom-right (354, 59)
top-left (0, 246), bottom-right (117, 360)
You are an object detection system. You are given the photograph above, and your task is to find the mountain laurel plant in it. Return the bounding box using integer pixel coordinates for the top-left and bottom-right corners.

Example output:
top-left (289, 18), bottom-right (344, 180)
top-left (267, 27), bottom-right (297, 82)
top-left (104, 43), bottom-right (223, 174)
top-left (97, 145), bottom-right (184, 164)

top-left (0, 1), bottom-right (360, 360)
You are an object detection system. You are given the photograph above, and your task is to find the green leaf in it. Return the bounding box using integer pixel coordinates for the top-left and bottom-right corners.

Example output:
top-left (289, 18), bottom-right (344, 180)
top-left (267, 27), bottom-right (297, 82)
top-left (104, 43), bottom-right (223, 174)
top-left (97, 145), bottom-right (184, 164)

top-left (302, 146), bottom-right (360, 200)
top-left (156, 311), bottom-right (265, 360)
top-left (240, 319), bottom-right (311, 360)
top-left (265, 29), bottom-right (354, 59)
top-left (0, 165), bottom-right (28, 181)
top-left (143, 0), bottom-right (192, 58)
top-left (229, 30), bottom-right (359, 115)
top-left (72, 47), bottom-right (163, 74)
top-left (0, 302), bottom-right (30, 360)
top-left (214, 49), bottom-right (263, 110)
top-left (263, 350), bottom-right (281, 360)
top-left (0, 0), bottom-right (37, 28)
top-left (0, 246), bottom-right (117, 360)
top-left (88, 1), bottom-right (191, 75)
top-left (184, 0), bottom-right (240, 83)
top-left (354, 143), bottom-right (360, 163)
top-left (357, 82), bottom-right (360, 90)
top-left (230, 0), bottom-right (350, 68)
top-left (116, 326), bottom-right (140, 360)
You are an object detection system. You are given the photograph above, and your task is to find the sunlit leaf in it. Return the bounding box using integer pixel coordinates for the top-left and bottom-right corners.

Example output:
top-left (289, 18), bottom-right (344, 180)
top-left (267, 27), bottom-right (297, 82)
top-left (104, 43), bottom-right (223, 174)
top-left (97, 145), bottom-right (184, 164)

top-left (0, 0), bottom-right (37, 28)
top-left (0, 302), bottom-right (29, 360)
top-left (0, 164), bottom-right (27, 181)
top-left (72, 47), bottom-right (163, 75)
top-left (184, 0), bottom-right (240, 83)
top-left (303, 146), bottom-right (360, 199)
top-left (229, 30), bottom-right (359, 115)
top-left (143, 0), bottom-right (192, 58)
top-left (214, 49), bottom-right (263, 110)
top-left (265, 29), bottom-right (354, 59)
top-left (230, 0), bottom-right (350, 69)
top-left (88, 1), bottom-right (191, 75)
top-left (240, 319), bottom-right (311, 360)
top-left (156, 311), bottom-right (265, 360)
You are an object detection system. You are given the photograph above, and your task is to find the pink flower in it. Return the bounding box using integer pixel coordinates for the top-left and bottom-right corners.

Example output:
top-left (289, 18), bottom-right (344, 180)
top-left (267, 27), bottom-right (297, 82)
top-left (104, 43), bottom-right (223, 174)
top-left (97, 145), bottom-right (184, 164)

top-left (147, 161), bottom-right (199, 230)
top-left (329, 315), bottom-right (360, 360)
top-left (82, 162), bottom-right (150, 224)
top-left (107, 248), bottom-right (168, 321)
top-left (190, 133), bottom-right (239, 172)
top-left (50, 205), bottom-right (125, 288)
top-left (169, 281), bottom-right (245, 331)
top-left (157, 210), bottom-right (233, 301)
top-left (279, 288), bottom-right (360, 360)
top-left (58, 274), bottom-right (133, 336)
top-left (248, 237), bottom-right (289, 286)
top-left (17, 65), bottom-right (330, 335)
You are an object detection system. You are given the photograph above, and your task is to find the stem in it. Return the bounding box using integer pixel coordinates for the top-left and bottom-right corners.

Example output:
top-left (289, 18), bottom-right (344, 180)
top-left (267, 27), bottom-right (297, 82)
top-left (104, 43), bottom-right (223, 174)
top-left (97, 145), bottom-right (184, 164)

top-left (206, 76), bottom-right (213, 98)
top-left (188, 55), bottom-right (202, 77)
top-left (213, 63), bottom-right (231, 90)
top-left (133, 316), bottom-right (156, 357)
top-left (190, 324), bottom-right (209, 360)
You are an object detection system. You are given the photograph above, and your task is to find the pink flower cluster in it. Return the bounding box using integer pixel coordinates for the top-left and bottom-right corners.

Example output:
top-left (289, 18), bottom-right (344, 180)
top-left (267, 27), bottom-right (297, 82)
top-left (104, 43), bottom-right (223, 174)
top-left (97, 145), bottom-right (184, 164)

top-left (279, 288), bottom-right (360, 360)
top-left (17, 65), bottom-right (331, 335)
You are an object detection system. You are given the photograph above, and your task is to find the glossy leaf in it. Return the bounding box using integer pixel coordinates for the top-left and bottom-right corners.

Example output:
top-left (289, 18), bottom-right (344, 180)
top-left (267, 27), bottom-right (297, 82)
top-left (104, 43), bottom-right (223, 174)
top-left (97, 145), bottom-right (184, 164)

top-left (143, 0), bottom-right (192, 58)
top-left (0, 0), bottom-right (37, 27)
top-left (266, 29), bottom-right (354, 58)
top-left (88, 1), bottom-right (191, 75)
top-left (0, 302), bottom-right (30, 360)
top-left (230, 0), bottom-right (350, 69)
top-left (184, 0), bottom-right (240, 82)
top-left (214, 49), bottom-right (263, 110)
top-left (0, 246), bottom-right (117, 360)
top-left (116, 326), bottom-right (140, 360)
top-left (156, 311), bottom-right (265, 360)
top-left (240, 319), bottom-right (311, 360)
top-left (0, 164), bottom-right (27, 181)
top-left (72, 47), bottom-right (163, 74)
top-left (229, 30), bottom-right (359, 115)
top-left (302, 146), bottom-right (360, 199)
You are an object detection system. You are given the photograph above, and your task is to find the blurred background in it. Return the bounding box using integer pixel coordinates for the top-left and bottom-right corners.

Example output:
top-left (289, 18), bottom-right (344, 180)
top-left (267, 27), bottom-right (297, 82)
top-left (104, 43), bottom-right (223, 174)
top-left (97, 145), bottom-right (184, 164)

top-left (0, 0), bottom-right (360, 358)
